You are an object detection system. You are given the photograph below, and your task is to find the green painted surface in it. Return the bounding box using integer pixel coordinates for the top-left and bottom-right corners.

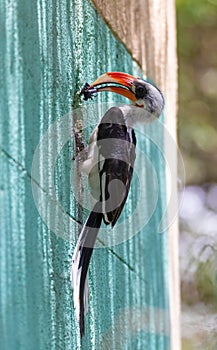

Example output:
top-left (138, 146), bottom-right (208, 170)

top-left (0, 0), bottom-right (170, 349)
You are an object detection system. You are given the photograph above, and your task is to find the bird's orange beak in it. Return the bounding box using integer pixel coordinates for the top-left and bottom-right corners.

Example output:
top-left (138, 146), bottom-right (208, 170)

top-left (89, 72), bottom-right (137, 102)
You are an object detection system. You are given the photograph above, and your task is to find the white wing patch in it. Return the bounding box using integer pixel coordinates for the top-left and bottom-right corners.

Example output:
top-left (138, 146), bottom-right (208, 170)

top-left (81, 127), bottom-right (101, 200)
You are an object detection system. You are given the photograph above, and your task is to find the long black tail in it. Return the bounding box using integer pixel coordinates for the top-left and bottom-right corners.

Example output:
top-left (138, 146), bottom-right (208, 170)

top-left (71, 202), bottom-right (103, 337)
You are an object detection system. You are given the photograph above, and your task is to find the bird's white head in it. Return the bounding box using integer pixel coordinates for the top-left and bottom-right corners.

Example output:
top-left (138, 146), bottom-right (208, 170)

top-left (81, 72), bottom-right (164, 119)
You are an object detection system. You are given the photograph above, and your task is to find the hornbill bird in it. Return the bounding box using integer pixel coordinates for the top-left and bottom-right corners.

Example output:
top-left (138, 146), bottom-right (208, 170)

top-left (71, 72), bottom-right (164, 336)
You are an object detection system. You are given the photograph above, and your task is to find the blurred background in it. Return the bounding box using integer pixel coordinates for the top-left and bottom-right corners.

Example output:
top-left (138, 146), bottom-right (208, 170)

top-left (177, 0), bottom-right (217, 348)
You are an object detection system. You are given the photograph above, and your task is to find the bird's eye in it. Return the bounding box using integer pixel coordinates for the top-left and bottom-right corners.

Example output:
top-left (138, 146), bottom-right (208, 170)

top-left (135, 86), bottom-right (146, 99)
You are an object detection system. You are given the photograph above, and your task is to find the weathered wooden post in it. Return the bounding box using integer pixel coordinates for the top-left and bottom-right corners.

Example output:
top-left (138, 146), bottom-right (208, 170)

top-left (0, 0), bottom-right (179, 349)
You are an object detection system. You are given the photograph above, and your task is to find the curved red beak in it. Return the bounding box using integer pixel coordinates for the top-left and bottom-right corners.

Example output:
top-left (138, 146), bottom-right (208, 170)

top-left (86, 72), bottom-right (137, 102)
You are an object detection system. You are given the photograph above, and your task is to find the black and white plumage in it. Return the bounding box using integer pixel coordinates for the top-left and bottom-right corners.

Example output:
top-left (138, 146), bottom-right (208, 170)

top-left (71, 72), bottom-right (164, 336)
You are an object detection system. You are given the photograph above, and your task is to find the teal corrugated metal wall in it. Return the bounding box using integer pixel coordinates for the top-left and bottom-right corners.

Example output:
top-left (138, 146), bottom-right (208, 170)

top-left (0, 0), bottom-right (169, 349)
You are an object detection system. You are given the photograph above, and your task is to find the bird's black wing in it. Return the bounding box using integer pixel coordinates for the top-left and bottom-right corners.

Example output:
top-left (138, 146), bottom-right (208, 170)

top-left (97, 107), bottom-right (136, 227)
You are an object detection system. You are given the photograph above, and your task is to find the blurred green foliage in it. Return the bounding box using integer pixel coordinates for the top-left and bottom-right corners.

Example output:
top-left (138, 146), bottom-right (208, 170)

top-left (177, 0), bottom-right (217, 184)
top-left (195, 258), bottom-right (217, 307)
